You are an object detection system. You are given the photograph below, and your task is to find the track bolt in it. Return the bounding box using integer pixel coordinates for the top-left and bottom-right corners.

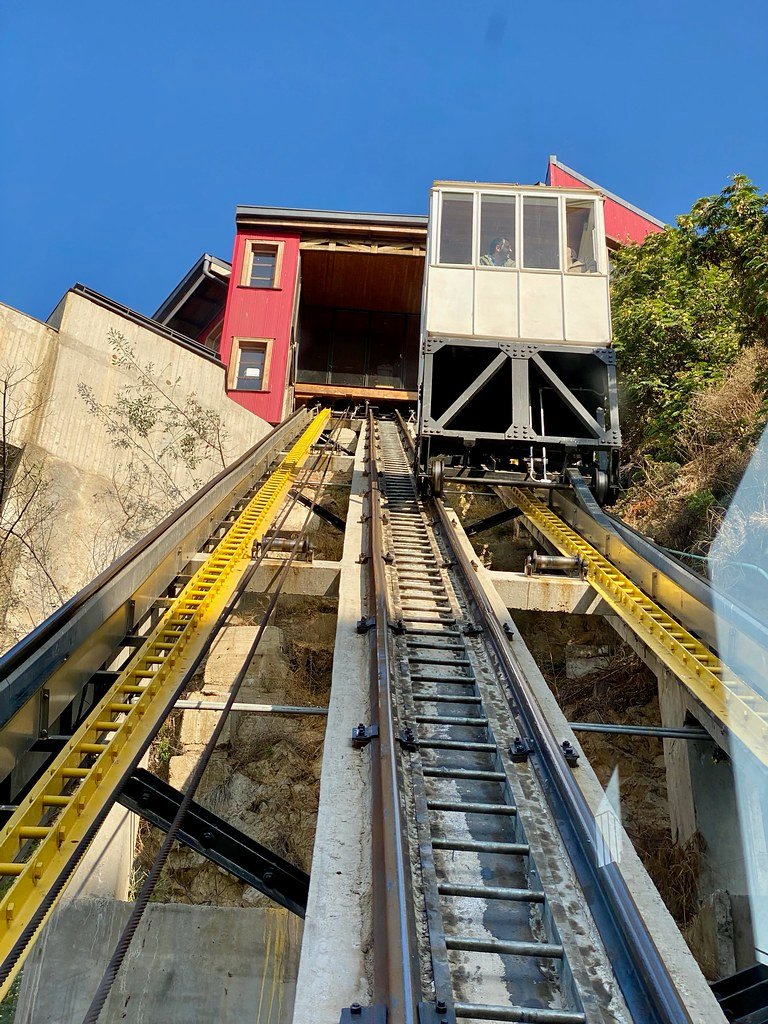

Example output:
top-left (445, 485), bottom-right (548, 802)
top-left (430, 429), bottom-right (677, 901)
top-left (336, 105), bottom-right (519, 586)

top-left (436, 999), bottom-right (447, 1013)
top-left (350, 1004), bottom-right (362, 1015)
top-left (561, 740), bottom-right (580, 767)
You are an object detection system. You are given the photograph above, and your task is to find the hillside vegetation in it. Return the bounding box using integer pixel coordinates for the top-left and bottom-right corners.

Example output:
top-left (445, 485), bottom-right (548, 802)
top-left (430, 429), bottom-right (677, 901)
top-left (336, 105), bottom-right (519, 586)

top-left (610, 175), bottom-right (768, 560)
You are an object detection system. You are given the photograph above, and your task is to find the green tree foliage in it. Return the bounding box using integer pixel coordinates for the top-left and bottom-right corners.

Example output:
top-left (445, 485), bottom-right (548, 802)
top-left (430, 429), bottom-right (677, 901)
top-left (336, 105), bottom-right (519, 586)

top-left (611, 175), bottom-right (768, 458)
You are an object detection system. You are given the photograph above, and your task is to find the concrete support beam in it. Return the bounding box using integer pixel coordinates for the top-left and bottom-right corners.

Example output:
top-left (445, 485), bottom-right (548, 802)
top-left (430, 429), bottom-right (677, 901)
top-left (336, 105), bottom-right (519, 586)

top-left (292, 428), bottom-right (373, 1022)
top-left (489, 570), bottom-right (609, 614)
top-left (185, 555), bottom-right (341, 597)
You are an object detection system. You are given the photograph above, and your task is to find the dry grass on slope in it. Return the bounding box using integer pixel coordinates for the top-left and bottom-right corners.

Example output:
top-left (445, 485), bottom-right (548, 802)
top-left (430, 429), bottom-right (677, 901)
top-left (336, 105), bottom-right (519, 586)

top-left (616, 344), bottom-right (768, 557)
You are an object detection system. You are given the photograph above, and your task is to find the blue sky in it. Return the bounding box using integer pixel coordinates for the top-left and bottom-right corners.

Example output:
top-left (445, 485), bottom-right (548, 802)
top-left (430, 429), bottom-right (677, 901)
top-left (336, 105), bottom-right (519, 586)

top-left (1, 0), bottom-right (765, 322)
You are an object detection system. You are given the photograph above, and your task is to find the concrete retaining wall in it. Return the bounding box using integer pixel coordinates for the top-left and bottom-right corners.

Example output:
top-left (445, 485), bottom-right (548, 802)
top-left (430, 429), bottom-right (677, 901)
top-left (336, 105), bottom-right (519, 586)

top-left (0, 293), bottom-right (270, 645)
top-left (14, 899), bottom-right (302, 1023)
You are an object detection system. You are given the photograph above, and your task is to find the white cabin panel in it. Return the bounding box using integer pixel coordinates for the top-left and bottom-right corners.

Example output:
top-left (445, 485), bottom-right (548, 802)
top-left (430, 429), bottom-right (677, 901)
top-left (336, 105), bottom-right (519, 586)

top-left (563, 274), bottom-right (611, 344)
top-left (518, 273), bottom-right (564, 341)
top-left (473, 270), bottom-right (519, 338)
top-left (426, 267), bottom-right (473, 336)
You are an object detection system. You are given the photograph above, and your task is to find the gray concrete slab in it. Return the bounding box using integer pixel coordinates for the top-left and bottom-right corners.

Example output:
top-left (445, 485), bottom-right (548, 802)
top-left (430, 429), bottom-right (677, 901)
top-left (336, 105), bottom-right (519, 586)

top-left (185, 555), bottom-right (341, 597)
top-left (14, 899), bottom-right (302, 1024)
top-left (489, 570), bottom-right (609, 613)
top-left (292, 427), bottom-right (373, 1023)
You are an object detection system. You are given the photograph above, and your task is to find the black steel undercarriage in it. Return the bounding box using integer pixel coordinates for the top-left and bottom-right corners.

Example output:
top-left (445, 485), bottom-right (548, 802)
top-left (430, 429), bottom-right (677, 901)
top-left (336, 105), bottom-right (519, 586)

top-left (416, 336), bottom-right (622, 503)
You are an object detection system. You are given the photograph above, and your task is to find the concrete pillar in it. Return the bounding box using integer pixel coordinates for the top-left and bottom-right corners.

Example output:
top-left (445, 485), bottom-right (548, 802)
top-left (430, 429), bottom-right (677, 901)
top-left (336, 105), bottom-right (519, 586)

top-left (657, 666), bottom-right (698, 844)
top-left (292, 426), bottom-right (373, 1023)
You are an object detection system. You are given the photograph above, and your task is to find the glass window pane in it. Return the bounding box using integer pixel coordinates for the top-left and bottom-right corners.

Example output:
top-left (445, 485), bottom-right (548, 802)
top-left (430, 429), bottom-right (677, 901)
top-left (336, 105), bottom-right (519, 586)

top-left (523, 196), bottom-right (560, 270)
top-left (237, 347), bottom-right (266, 390)
top-left (369, 312), bottom-right (405, 388)
top-left (297, 306), bottom-right (333, 383)
top-left (249, 251), bottom-right (276, 287)
top-left (439, 193), bottom-right (473, 265)
top-left (566, 200), bottom-right (598, 273)
top-left (479, 195), bottom-right (516, 267)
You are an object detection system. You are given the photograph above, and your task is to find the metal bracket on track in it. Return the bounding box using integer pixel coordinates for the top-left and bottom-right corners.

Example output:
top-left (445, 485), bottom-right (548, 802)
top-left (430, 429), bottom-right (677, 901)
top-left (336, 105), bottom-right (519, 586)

top-left (351, 723), bottom-right (379, 749)
top-left (338, 1005), bottom-right (387, 1023)
top-left (418, 999), bottom-right (457, 1023)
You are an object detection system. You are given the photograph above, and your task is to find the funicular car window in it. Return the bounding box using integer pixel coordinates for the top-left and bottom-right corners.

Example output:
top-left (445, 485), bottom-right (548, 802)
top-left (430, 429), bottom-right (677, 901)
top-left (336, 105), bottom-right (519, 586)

top-left (439, 193), bottom-right (473, 265)
top-left (566, 199), bottom-right (598, 273)
top-left (479, 194), bottom-right (516, 268)
top-left (523, 195), bottom-right (560, 270)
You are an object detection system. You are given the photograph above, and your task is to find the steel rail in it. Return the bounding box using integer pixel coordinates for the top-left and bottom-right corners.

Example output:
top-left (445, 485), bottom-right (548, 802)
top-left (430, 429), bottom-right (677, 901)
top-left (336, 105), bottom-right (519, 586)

top-left (364, 411), bottom-right (421, 1022)
top-left (81, 408), bottom-right (344, 1023)
top-left (424, 484), bottom-right (694, 1024)
top-left (510, 486), bottom-right (768, 768)
top-left (0, 409), bottom-right (331, 1000)
top-left (551, 473), bottom-right (768, 705)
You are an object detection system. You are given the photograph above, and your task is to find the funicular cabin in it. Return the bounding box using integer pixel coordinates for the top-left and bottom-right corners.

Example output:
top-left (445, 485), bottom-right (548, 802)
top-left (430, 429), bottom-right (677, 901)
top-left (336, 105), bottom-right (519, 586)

top-left (418, 181), bottom-right (622, 500)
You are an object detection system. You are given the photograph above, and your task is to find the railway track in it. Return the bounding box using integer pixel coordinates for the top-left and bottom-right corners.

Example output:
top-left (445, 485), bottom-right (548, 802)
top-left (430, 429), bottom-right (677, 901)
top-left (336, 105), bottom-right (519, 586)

top-left (365, 415), bottom-right (692, 1024)
top-left (0, 408), bottom-right (745, 1021)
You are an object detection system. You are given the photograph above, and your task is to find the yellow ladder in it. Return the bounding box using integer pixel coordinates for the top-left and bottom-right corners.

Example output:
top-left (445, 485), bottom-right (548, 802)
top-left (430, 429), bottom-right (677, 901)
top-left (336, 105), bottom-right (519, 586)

top-left (0, 408), bottom-right (330, 995)
top-left (510, 487), bottom-right (768, 768)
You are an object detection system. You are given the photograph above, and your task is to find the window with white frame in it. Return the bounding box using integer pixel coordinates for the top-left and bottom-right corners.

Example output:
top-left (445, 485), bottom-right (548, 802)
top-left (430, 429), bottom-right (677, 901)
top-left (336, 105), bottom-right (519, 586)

top-left (565, 199), bottom-right (598, 273)
top-left (522, 196), bottom-right (560, 270)
top-left (479, 194), bottom-right (516, 268)
top-left (438, 193), bottom-right (473, 265)
top-left (435, 189), bottom-right (602, 274)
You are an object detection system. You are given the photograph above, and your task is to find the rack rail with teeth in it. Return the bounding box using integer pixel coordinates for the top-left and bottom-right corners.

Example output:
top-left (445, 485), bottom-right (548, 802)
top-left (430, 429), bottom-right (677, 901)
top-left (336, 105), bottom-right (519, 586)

top-left (371, 418), bottom-right (625, 1023)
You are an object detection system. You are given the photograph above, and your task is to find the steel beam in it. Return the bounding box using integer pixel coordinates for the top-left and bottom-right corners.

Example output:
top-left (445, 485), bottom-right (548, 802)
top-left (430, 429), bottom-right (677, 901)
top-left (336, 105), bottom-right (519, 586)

top-left (118, 768), bottom-right (309, 917)
top-left (289, 489), bottom-right (347, 532)
top-left (464, 507), bottom-right (523, 537)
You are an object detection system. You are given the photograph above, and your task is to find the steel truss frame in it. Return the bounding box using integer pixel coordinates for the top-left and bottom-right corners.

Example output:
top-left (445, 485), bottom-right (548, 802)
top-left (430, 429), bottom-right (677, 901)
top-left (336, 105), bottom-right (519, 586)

top-left (419, 336), bottom-right (621, 451)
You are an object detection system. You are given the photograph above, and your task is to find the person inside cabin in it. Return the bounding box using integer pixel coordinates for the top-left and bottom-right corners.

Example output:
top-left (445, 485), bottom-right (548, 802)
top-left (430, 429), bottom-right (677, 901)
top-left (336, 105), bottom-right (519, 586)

top-left (568, 245), bottom-right (585, 272)
top-left (480, 236), bottom-right (515, 267)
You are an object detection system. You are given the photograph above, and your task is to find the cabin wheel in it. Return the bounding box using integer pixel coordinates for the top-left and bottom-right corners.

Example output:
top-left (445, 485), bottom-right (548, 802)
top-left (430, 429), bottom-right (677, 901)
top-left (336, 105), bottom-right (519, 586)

top-left (430, 458), bottom-right (444, 498)
top-left (591, 468), bottom-right (609, 505)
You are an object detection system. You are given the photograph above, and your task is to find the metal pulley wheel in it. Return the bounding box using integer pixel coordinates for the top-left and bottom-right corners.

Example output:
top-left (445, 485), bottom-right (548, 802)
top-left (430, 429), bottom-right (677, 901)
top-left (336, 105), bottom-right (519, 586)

top-left (525, 550), bottom-right (585, 577)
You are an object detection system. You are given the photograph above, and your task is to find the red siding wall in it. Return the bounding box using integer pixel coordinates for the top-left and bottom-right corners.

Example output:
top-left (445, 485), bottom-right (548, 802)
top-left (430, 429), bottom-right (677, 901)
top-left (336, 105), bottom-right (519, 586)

top-left (220, 230), bottom-right (300, 424)
top-left (547, 162), bottom-right (663, 246)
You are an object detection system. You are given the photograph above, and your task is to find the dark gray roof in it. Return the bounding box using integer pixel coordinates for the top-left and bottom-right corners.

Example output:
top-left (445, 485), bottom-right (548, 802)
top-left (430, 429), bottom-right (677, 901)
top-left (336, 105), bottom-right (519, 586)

top-left (236, 204), bottom-right (427, 228)
top-left (153, 253), bottom-right (231, 325)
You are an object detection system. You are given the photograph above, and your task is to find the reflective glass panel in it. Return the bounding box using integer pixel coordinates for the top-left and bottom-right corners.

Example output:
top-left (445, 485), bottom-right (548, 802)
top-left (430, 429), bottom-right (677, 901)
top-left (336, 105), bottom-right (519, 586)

top-left (566, 200), bottom-right (598, 273)
top-left (439, 193), bottom-right (473, 265)
top-left (523, 196), bottom-right (560, 270)
top-left (479, 194), bottom-right (516, 267)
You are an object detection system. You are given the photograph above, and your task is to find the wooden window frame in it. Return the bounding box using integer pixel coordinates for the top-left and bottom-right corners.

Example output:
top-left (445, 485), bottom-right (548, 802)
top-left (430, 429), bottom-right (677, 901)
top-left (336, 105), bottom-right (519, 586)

top-left (240, 240), bottom-right (285, 289)
top-left (203, 319), bottom-right (224, 354)
top-left (228, 337), bottom-right (274, 392)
